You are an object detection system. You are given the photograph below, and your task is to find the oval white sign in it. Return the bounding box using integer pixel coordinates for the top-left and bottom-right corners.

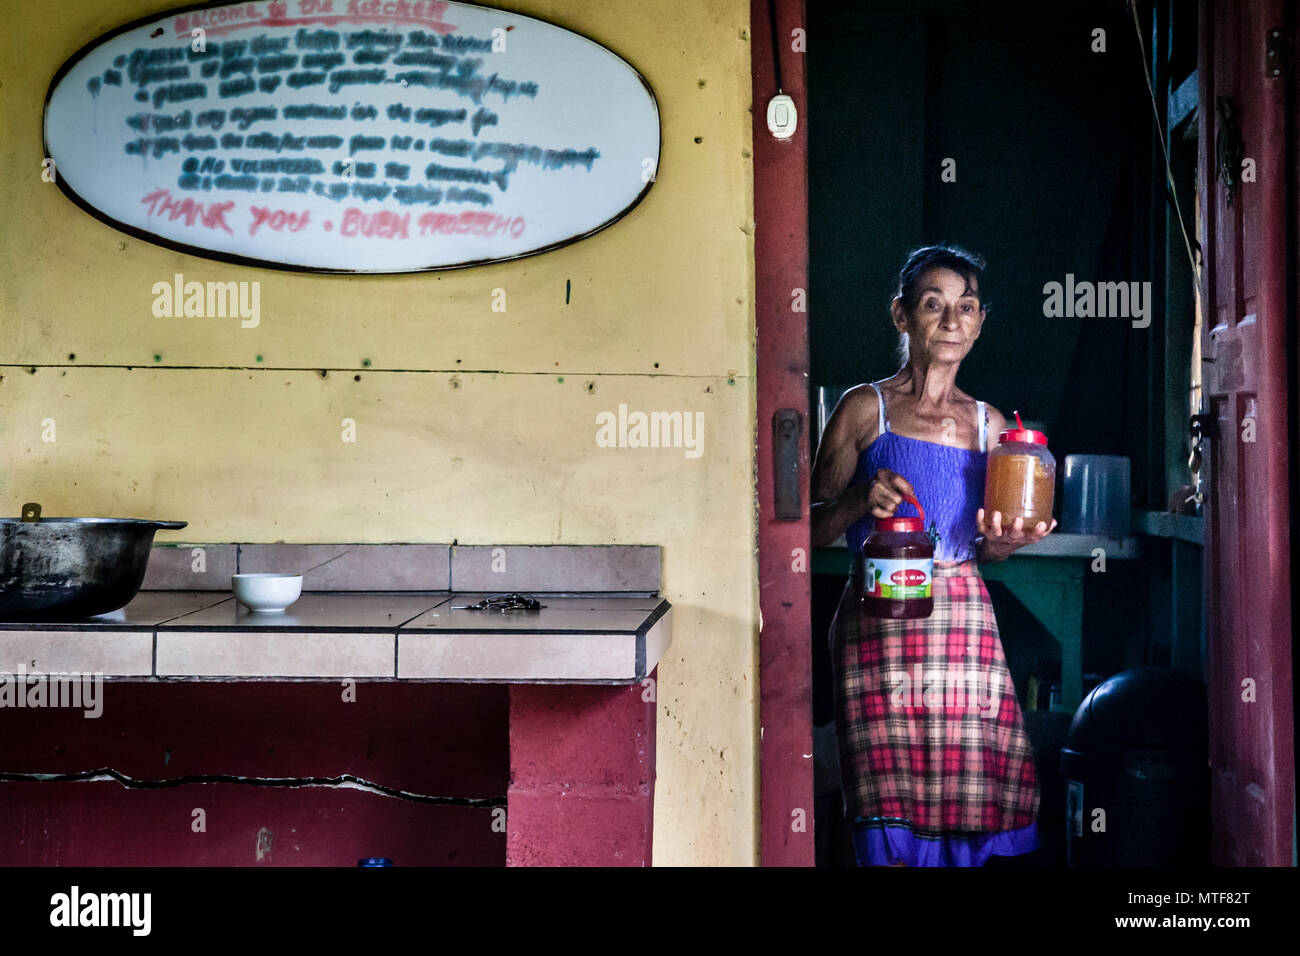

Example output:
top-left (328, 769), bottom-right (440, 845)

top-left (44, 0), bottom-right (660, 273)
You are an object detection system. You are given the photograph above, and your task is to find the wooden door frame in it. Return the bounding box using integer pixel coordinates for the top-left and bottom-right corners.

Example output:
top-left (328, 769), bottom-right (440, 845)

top-left (753, 0), bottom-right (1298, 868)
top-left (752, 0), bottom-right (814, 866)
top-left (1197, 0), bottom-right (1297, 866)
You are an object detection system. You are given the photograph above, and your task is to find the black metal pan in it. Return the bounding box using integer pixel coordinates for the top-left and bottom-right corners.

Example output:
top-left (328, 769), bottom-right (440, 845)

top-left (0, 502), bottom-right (186, 620)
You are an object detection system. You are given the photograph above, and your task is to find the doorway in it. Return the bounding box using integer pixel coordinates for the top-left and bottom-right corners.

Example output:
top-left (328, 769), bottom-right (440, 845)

top-left (799, 0), bottom-right (1211, 866)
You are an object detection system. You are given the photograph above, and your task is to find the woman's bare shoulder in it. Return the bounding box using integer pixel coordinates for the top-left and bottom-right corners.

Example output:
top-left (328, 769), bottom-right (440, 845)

top-left (839, 383), bottom-right (879, 410)
top-left (982, 402), bottom-right (1008, 436)
top-left (821, 383), bottom-right (880, 453)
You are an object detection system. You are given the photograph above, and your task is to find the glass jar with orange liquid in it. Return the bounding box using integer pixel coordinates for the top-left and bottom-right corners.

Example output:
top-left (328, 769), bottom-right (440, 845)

top-left (983, 412), bottom-right (1055, 528)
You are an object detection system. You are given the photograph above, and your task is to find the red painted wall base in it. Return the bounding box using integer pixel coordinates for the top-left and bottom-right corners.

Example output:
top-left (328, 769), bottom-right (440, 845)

top-left (0, 682), bottom-right (507, 866)
top-left (1, 676), bottom-right (659, 866)
top-left (506, 670), bottom-right (657, 866)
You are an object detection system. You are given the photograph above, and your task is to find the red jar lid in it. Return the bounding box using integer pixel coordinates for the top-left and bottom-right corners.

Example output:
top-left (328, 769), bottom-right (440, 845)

top-left (875, 493), bottom-right (926, 532)
top-left (998, 411), bottom-right (1048, 446)
top-left (998, 427), bottom-right (1048, 446)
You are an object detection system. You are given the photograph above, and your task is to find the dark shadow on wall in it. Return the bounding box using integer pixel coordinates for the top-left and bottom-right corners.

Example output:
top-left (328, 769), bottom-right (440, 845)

top-left (808, 0), bottom-right (1152, 470)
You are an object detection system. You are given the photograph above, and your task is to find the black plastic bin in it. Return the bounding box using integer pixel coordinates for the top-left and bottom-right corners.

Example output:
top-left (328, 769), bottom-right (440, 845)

top-left (1060, 667), bottom-right (1209, 866)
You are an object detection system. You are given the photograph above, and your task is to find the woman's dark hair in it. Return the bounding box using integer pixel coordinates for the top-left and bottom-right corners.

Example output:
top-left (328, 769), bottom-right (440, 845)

top-left (892, 244), bottom-right (990, 365)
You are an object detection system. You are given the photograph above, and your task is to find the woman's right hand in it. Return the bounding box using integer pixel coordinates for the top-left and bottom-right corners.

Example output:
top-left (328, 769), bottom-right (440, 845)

top-left (864, 468), bottom-right (916, 519)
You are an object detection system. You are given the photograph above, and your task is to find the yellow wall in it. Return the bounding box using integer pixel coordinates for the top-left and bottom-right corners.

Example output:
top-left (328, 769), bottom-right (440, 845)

top-left (0, 0), bottom-right (758, 864)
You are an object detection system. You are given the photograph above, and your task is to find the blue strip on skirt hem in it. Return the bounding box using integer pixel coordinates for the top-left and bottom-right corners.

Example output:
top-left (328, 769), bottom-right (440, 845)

top-left (851, 818), bottom-right (1039, 867)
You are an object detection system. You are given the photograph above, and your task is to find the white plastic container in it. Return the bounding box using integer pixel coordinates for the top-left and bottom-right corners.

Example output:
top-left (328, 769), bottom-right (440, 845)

top-left (1061, 455), bottom-right (1131, 536)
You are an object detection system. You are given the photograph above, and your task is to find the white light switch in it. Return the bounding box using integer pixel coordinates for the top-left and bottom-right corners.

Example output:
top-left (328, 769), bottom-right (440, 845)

top-left (766, 93), bottom-right (797, 140)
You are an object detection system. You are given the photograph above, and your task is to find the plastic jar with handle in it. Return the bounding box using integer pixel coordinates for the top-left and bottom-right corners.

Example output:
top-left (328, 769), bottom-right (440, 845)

top-left (860, 493), bottom-right (934, 620)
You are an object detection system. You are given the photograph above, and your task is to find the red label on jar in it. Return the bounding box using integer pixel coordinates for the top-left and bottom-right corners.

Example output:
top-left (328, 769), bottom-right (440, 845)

top-left (892, 568), bottom-right (927, 586)
top-left (864, 557), bottom-right (933, 600)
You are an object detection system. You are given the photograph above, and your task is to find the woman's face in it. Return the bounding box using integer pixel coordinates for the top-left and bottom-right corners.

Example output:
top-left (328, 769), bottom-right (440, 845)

top-left (892, 266), bottom-right (986, 365)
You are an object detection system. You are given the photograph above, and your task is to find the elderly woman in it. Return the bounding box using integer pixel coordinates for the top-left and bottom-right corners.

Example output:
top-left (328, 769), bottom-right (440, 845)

top-left (811, 244), bottom-right (1056, 867)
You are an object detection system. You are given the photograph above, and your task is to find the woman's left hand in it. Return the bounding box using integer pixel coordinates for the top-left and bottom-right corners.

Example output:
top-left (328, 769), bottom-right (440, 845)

top-left (976, 509), bottom-right (1057, 560)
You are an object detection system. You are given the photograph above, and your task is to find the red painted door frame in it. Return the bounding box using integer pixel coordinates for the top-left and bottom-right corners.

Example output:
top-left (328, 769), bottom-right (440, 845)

top-left (1197, 0), bottom-right (1296, 866)
top-left (752, 0), bottom-right (814, 866)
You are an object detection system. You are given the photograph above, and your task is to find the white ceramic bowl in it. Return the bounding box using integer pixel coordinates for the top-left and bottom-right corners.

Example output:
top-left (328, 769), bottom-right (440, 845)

top-left (232, 573), bottom-right (303, 613)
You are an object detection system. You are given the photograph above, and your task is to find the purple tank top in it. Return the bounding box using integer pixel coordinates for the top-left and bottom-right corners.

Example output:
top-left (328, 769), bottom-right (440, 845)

top-left (843, 383), bottom-right (989, 563)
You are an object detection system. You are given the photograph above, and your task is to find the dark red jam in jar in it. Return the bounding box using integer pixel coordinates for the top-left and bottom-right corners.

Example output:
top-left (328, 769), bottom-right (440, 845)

top-left (860, 493), bottom-right (934, 620)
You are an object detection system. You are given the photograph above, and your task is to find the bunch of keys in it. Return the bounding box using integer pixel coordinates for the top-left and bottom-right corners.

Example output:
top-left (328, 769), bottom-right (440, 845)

top-left (451, 592), bottom-right (547, 611)
top-left (1187, 414), bottom-right (1209, 507)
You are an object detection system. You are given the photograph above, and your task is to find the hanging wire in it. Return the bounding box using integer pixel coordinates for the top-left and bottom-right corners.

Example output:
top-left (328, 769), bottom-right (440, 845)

top-left (769, 0), bottom-right (784, 93)
top-left (1129, 0), bottom-right (1201, 284)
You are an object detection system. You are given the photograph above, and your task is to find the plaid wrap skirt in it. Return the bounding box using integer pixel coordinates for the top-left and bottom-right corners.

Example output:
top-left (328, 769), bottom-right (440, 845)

top-left (829, 559), bottom-right (1040, 866)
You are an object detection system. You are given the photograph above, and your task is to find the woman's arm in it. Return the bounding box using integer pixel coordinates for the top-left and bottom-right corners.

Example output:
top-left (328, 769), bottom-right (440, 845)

top-left (811, 387), bottom-right (914, 548)
top-left (811, 388), bottom-right (874, 549)
top-left (975, 404), bottom-right (1056, 562)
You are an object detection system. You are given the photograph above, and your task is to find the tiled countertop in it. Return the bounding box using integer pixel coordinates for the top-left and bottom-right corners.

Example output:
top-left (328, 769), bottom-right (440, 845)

top-left (0, 591), bottom-right (672, 685)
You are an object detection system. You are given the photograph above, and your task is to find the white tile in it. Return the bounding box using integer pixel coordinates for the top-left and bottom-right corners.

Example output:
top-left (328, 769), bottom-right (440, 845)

top-left (238, 544), bottom-right (450, 590)
top-left (398, 632), bottom-right (636, 680)
top-left (173, 593), bottom-right (447, 629)
top-left (6, 591), bottom-right (230, 626)
top-left (141, 545), bottom-right (238, 590)
top-left (643, 608), bottom-right (673, 677)
top-left (156, 632), bottom-right (395, 677)
top-left (0, 631), bottom-right (153, 676)
top-left (450, 544), bottom-right (660, 591)
top-left (405, 603), bottom-right (650, 631)
top-left (441, 594), bottom-right (663, 611)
